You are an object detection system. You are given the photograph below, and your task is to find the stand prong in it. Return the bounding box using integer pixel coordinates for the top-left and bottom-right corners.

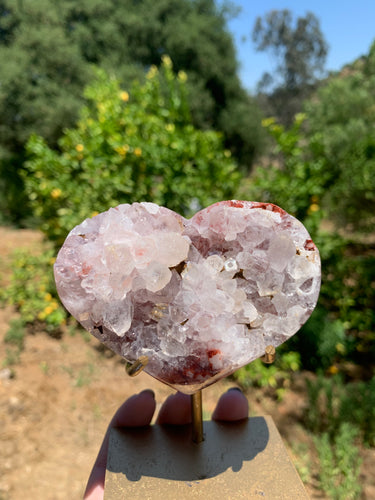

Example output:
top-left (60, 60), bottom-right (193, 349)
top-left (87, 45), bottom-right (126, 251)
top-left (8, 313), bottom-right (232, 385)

top-left (126, 356), bottom-right (149, 377)
top-left (191, 390), bottom-right (204, 443)
top-left (261, 345), bottom-right (276, 364)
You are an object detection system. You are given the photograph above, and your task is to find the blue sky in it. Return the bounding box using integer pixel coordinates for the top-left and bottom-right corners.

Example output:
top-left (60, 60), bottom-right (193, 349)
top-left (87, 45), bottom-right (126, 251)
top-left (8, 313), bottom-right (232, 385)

top-left (226, 0), bottom-right (375, 92)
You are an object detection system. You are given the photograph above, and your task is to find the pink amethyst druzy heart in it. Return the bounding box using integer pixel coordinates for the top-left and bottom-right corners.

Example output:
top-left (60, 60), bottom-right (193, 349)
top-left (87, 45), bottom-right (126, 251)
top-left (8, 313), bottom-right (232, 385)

top-left (54, 201), bottom-right (320, 393)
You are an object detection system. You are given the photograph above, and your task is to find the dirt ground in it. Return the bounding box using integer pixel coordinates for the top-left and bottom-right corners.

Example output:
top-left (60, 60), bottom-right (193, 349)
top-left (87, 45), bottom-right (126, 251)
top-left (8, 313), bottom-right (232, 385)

top-left (0, 227), bottom-right (374, 500)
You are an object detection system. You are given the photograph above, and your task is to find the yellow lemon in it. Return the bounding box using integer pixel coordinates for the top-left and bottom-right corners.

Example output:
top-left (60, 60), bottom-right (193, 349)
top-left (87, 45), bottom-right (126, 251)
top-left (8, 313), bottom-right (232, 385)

top-left (309, 203), bottom-right (320, 213)
top-left (51, 188), bottom-right (62, 199)
top-left (177, 70), bottom-right (187, 82)
top-left (328, 365), bottom-right (339, 375)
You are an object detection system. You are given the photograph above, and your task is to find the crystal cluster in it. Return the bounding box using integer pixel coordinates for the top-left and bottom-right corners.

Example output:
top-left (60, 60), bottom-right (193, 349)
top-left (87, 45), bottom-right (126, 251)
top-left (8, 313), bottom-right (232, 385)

top-left (54, 201), bottom-right (321, 393)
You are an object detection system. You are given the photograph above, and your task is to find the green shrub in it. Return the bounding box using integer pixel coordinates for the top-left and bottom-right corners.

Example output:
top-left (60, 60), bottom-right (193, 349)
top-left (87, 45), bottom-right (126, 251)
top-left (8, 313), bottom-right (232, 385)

top-left (2, 58), bottom-right (241, 335)
top-left (305, 374), bottom-right (375, 447)
top-left (4, 318), bottom-right (26, 350)
top-left (233, 351), bottom-right (301, 399)
top-left (2, 318), bottom-right (26, 367)
top-left (24, 57), bottom-right (241, 249)
top-left (242, 113), bottom-right (375, 367)
top-left (314, 423), bottom-right (362, 500)
top-left (241, 114), bottom-right (326, 234)
top-left (305, 65), bottom-right (375, 234)
top-left (1, 247), bottom-right (68, 331)
top-left (287, 306), bottom-right (351, 371)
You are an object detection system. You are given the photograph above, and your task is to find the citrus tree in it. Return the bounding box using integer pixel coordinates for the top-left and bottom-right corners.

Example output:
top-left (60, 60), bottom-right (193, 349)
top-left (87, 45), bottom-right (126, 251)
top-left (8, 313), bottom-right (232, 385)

top-left (24, 57), bottom-right (240, 248)
top-left (2, 58), bottom-right (240, 335)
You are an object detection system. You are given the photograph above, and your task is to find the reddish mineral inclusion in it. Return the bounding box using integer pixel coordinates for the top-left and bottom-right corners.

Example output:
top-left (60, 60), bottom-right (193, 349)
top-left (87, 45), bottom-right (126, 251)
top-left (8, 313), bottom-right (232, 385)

top-left (54, 201), bottom-right (321, 394)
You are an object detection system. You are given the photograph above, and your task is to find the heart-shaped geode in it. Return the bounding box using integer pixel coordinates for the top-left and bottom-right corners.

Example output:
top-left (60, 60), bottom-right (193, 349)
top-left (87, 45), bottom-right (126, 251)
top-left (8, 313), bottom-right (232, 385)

top-left (54, 201), bottom-right (320, 393)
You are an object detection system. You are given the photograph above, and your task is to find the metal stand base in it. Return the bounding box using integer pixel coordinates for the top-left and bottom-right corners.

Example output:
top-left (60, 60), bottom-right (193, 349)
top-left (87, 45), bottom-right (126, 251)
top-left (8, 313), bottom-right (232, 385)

top-left (104, 416), bottom-right (309, 499)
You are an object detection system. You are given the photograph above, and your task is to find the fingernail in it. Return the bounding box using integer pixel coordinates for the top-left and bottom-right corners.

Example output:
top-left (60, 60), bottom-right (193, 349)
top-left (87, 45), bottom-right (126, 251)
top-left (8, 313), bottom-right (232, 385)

top-left (140, 389), bottom-right (155, 399)
top-left (228, 387), bottom-right (242, 393)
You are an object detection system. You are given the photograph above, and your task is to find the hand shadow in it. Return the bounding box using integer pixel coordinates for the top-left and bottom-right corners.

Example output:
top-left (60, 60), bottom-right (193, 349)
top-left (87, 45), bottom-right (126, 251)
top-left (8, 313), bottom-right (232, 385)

top-left (107, 417), bottom-right (269, 482)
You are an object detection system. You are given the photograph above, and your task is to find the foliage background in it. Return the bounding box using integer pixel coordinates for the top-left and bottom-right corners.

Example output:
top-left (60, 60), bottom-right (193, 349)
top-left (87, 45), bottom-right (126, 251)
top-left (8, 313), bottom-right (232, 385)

top-left (1, 3), bottom-right (375, 498)
top-left (24, 58), bottom-right (240, 248)
top-left (0, 0), bottom-right (264, 224)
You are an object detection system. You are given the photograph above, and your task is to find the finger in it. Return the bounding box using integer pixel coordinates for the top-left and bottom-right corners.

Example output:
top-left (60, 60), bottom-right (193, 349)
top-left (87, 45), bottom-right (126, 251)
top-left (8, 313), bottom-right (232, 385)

top-left (212, 388), bottom-right (248, 422)
top-left (84, 389), bottom-right (156, 499)
top-left (111, 389), bottom-right (156, 428)
top-left (156, 392), bottom-right (192, 425)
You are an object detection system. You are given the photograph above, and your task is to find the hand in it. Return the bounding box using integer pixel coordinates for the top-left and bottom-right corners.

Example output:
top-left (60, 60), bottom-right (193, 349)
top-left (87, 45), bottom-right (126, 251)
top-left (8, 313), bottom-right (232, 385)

top-left (84, 388), bottom-right (248, 499)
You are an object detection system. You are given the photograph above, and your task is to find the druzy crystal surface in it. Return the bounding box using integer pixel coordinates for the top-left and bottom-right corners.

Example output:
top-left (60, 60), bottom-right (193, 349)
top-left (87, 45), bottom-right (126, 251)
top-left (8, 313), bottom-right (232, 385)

top-left (54, 201), bottom-right (321, 393)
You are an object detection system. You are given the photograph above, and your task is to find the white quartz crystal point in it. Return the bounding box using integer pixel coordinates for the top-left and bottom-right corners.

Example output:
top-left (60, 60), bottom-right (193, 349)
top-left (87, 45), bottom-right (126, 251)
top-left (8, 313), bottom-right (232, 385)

top-left (54, 200), bottom-right (321, 394)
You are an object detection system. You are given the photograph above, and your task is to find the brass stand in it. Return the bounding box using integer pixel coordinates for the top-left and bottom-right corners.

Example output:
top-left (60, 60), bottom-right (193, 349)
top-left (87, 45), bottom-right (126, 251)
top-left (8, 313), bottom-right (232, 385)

top-left (191, 391), bottom-right (204, 443)
top-left (105, 416), bottom-right (309, 499)
top-left (106, 346), bottom-right (311, 498)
